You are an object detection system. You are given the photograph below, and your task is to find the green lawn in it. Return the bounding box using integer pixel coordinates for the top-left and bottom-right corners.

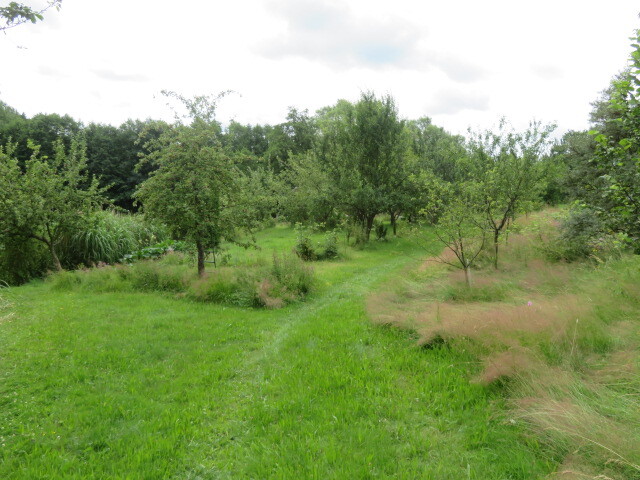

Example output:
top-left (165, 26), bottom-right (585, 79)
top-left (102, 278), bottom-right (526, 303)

top-left (0, 227), bottom-right (554, 479)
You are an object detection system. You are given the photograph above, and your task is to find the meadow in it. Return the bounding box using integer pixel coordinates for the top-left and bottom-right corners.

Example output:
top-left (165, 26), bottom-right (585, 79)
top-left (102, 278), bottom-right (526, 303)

top-left (0, 218), bottom-right (638, 479)
top-left (1, 224), bottom-right (557, 479)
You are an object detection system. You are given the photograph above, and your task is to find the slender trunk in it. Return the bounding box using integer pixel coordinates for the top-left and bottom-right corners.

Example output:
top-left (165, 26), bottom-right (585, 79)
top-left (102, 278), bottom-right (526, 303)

top-left (493, 229), bottom-right (500, 270)
top-left (196, 240), bottom-right (206, 277)
top-left (464, 265), bottom-right (471, 287)
top-left (364, 214), bottom-right (376, 242)
top-left (390, 212), bottom-right (397, 236)
top-left (50, 243), bottom-right (63, 272)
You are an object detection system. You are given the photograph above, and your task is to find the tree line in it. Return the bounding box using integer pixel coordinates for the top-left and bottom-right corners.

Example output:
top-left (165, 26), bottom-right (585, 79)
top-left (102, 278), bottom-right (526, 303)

top-left (1, 27), bottom-right (639, 283)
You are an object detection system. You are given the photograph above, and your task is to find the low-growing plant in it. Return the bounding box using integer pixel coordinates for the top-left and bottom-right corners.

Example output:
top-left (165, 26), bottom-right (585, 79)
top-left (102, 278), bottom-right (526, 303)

top-left (59, 210), bottom-right (168, 267)
top-left (294, 223), bottom-right (317, 261)
top-left (321, 230), bottom-right (339, 259)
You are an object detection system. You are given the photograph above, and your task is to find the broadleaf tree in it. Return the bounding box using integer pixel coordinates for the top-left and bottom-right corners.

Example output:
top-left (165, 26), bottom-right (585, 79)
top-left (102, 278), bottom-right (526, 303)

top-left (0, 138), bottom-right (106, 271)
top-left (316, 92), bottom-right (409, 241)
top-left (468, 120), bottom-right (555, 268)
top-left (135, 92), bottom-right (256, 276)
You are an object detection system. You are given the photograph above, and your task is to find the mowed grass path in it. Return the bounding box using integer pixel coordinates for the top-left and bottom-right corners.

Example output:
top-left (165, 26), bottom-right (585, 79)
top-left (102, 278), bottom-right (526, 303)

top-left (0, 228), bottom-right (553, 479)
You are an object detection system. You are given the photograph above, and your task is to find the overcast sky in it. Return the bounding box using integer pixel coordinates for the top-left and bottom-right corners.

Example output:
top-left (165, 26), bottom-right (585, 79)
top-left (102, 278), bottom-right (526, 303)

top-left (1, 0), bottom-right (638, 135)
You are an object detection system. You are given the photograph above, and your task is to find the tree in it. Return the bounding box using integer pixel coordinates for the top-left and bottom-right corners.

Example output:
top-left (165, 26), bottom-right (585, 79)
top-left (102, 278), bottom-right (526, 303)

top-left (135, 92), bottom-right (255, 276)
top-left (468, 120), bottom-right (555, 268)
top-left (1, 1), bottom-right (61, 32)
top-left (587, 29), bottom-right (640, 245)
top-left (0, 138), bottom-right (105, 271)
top-left (84, 119), bottom-right (164, 210)
top-left (423, 183), bottom-right (487, 287)
top-left (316, 92), bottom-right (409, 241)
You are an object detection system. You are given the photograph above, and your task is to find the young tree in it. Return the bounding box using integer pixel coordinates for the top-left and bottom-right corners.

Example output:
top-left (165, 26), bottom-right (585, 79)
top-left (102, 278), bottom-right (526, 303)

top-left (423, 183), bottom-right (487, 287)
top-left (469, 120), bottom-right (555, 268)
top-left (0, 138), bottom-right (105, 271)
top-left (135, 92), bottom-right (255, 276)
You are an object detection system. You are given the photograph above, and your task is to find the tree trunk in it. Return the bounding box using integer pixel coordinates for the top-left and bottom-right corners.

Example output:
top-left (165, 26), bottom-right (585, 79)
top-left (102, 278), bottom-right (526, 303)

top-left (464, 266), bottom-right (471, 287)
top-left (50, 243), bottom-right (63, 272)
top-left (390, 212), bottom-right (397, 236)
top-left (364, 214), bottom-right (376, 242)
top-left (493, 230), bottom-right (500, 270)
top-left (196, 240), bottom-right (206, 277)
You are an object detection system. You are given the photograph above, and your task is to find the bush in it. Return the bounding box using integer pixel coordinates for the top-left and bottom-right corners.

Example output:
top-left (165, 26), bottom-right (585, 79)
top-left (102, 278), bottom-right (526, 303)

top-left (545, 208), bottom-right (627, 262)
top-left (321, 230), bottom-right (339, 259)
top-left (121, 240), bottom-right (189, 263)
top-left (294, 223), bottom-right (317, 261)
top-left (374, 221), bottom-right (388, 241)
top-left (0, 236), bottom-right (50, 285)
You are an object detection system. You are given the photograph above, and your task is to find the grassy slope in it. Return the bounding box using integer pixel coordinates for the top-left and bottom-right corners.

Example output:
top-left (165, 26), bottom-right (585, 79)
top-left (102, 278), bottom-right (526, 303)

top-left (0, 227), bottom-right (553, 479)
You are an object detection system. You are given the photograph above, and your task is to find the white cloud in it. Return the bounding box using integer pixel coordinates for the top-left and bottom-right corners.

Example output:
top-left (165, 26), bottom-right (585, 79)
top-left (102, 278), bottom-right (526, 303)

top-left (0, 0), bottom-right (638, 135)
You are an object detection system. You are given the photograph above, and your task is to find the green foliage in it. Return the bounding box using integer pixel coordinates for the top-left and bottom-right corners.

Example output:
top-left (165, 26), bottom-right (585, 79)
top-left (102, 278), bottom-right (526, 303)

top-left (270, 252), bottom-right (315, 296)
top-left (294, 223), bottom-right (317, 261)
top-left (0, 138), bottom-right (107, 273)
top-left (0, 236), bottom-right (49, 285)
top-left (544, 207), bottom-right (627, 262)
top-left (321, 229), bottom-right (339, 259)
top-left (58, 210), bottom-right (167, 267)
top-left (0, 1), bottom-right (61, 31)
top-left (136, 92), bottom-right (257, 277)
top-left (121, 239), bottom-right (188, 263)
top-left (586, 30), bottom-right (640, 246)
top-left (316, 92), bottom-right (409, 241)
top-left (374, 220), bottom-right (388, 241)
top-left (467, 119), bottom-right (555, 268)
top-left (294, 223), bottom-right (341, 261)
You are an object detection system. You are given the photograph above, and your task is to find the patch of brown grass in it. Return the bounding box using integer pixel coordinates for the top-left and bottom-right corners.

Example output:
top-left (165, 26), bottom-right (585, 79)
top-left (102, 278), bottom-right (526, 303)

top-left (368, 208), bottom-right (640, 478)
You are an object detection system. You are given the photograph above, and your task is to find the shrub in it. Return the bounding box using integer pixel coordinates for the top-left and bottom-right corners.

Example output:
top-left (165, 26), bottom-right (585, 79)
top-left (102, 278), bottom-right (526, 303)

top-left (545, 208), bottom-right (626, 262)
top-left (294, 223), bottom-right (317, 261)
top-left (374, 221), bottom-right (388, 241)
top-left (320, 230), bottom-right (339, 260)
top-left (0, 236), bottom-right (49, 285)
top-left (121, 240), bottom-right (189, 263)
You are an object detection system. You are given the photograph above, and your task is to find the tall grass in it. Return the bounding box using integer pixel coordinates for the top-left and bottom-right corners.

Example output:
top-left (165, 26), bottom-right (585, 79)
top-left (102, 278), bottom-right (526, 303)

top-left (48, 252), bottom-right (315, 309)
top-left (59, 210), bottom-right (167, 267)
top-left (370, 209), bottom-right (640, 479)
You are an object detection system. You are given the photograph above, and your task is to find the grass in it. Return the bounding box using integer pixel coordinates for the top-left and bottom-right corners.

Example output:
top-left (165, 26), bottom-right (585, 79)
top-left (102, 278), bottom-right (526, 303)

top-left (0, 225), bottom-right (556, 479)
top-left (369, 210), bottom-right (640, 479)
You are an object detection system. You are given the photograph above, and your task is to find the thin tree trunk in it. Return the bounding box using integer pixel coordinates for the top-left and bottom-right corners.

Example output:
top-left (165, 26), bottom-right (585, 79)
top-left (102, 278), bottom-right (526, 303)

top-left (364, 214), bottom-right (375, 242)
top-left (390, 212), bottom-right (397, 236)
top-left (196, 240), bottom-right (206, 277)
top-left (50, 243), bottom-right (63, 272)
top-left (464, 265), bottom-right (471, 287)
top-left (493, 230), bottom-right (500, 270)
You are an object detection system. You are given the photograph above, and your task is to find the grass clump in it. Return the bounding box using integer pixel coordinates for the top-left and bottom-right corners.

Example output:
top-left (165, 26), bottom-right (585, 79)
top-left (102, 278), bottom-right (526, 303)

top-left (189, 253), bottom-right (314, 308)
top-left (48, 251), bottom-right (315, 309)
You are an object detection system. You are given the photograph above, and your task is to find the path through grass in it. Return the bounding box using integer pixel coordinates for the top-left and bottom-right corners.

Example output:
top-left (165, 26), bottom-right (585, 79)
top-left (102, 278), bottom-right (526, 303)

top-left (0, 228), bottom-right (554, 479)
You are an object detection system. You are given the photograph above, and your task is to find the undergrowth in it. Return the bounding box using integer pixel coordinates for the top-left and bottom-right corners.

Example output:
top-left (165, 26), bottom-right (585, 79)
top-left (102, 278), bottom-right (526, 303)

top-left (48, 252), bottom-right (315, 309)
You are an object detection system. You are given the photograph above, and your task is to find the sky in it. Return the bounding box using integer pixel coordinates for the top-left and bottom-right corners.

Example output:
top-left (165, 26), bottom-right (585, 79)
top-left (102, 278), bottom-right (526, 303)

top-left (0, 0), bottom-right (639, 136)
